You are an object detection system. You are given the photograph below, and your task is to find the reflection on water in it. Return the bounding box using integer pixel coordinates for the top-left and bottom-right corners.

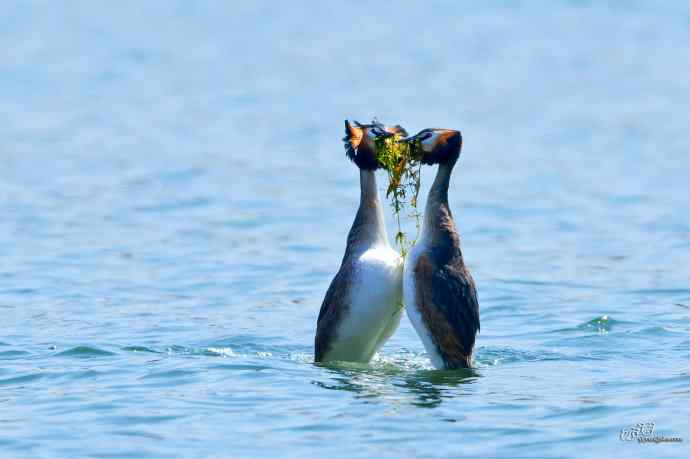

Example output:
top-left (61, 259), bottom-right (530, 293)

top-left (313, 359), bottom-right (477, 408)
top-left (312, 361), bottom-right (403, 399)
top-left (399, 369), bottom-right (478, 408)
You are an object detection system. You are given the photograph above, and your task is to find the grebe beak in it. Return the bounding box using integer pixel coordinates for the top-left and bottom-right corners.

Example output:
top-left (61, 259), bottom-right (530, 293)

top-left (399, 132), bottom-right (425, 143)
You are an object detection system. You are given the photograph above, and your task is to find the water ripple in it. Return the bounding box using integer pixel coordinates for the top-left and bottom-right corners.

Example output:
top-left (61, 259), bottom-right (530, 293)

top-left (55, 346), bottom-right (117, 358)
top-left (0, 373), bottom-right (44, 387)
top-left (0, 350), bottom-right (32, 360)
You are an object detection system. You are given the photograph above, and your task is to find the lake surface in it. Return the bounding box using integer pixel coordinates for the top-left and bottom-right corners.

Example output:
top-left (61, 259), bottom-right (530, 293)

top-left (1, 1), bottom-right (689, 458)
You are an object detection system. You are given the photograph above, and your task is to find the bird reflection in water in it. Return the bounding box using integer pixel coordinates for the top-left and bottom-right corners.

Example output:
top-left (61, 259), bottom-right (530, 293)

top-left (312, 360), bottom-right (478, 408)
top-left (399, 368), bottom-right (477, 408)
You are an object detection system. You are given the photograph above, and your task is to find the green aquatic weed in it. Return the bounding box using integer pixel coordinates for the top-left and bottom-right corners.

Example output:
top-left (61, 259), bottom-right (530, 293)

top-left (375, 135), bottom-right (423, 258)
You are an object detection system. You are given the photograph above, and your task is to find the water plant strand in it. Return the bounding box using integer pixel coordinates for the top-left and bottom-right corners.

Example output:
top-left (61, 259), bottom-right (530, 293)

top-left (375, 136), bottom-right (423, 258)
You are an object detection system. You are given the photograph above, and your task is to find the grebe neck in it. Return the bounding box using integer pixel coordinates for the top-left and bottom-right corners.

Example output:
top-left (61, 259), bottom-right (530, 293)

top-left (422, 163), bottom-right (460, 250)
top-left (344, 170), bottom-right (388, 259)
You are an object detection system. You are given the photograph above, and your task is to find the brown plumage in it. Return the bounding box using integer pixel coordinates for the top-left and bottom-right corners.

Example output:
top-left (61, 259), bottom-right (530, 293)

top-left (402, 128), bottom-right (480, 369)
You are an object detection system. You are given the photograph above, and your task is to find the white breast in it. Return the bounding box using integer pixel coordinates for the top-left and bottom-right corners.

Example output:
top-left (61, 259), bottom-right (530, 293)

top-left (403, 238), bottom-right (446, 369)
top-left (326, 244), bottom-right (403, 363)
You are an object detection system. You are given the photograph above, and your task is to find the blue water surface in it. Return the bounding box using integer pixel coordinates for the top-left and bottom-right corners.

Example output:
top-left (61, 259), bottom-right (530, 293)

top-left (1, 1), bottom-right (689, 458)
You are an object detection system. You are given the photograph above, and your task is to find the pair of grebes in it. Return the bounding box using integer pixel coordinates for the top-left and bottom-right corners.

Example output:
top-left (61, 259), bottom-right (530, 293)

top-left (315, 120), bottom-right (480, 369)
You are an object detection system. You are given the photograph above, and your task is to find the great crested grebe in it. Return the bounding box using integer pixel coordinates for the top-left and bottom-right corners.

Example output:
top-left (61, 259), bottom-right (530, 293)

top-left (399, 128), bottom-right (480, 369)
top-left (314, 120), bottom-right (407, 363)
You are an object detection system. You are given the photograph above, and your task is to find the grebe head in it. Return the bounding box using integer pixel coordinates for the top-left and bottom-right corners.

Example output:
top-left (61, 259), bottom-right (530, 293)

top-left (343, 120), bottom-right (405, 170)
top-left (371, 118), bottom-right (408, 138)
top-left (400, 128), bottom-right (462, 166)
